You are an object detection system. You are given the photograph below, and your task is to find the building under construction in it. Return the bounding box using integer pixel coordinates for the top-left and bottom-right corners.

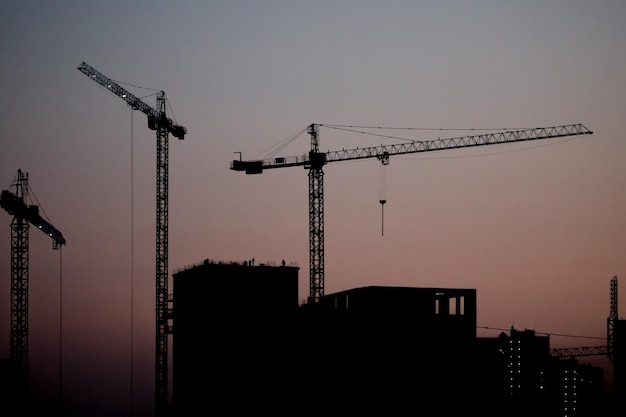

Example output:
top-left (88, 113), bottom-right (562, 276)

top-left (171, 260), bottom-right (620, 417)
top-left (171, 258), bottom-right (300, 417)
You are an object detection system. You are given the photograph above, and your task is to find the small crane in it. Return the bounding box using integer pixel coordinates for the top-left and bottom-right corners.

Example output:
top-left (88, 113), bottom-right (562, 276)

top-left (77, 61), bottom-right (186, 416)
top-left (231, 123), bottom-right (593, 304)
top-left (550, 276), bottom-right (617, 370)
top-left (0, 169), bottom-right (66, 390)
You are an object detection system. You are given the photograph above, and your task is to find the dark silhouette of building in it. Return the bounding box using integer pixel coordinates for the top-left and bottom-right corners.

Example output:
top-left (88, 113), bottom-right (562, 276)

top-left (476, 328), bottom-right (614, 417)
top-left (477, 328), bottom-right (561, 416)
top-left (0, 358), bottom-right (60, 416)
top-left (295, 285), bottom-right (479, 416)
top-left (172, 259), bottom-right (480, 416)
top-left (614, 318), bottom-right (626, 415)
top-left (171, 258), bottom-right (615, 416)
top-left (172, 258), bottom-right (300, 417)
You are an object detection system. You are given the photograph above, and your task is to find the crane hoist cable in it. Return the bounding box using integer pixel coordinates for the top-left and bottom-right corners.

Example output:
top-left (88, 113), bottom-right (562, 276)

top-left (58, 245), bottom-right (63, 415)
top-left (378, 152), bottom-right (389, 236)
top-left (129, 108), bottom-right (135, 416)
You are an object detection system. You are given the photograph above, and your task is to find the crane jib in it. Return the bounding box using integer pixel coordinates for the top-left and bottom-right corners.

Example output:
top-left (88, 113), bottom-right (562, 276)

top-left (77, 61), bottom-right (186, 140)
top-left (230, 123), bottom-right (593, 174)
top-left (1, 186), bottom-right (66, 246)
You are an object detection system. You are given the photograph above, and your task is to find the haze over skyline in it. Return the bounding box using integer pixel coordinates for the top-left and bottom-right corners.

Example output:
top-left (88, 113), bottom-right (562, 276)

top-left (1, 1), bottom-right (625, 415)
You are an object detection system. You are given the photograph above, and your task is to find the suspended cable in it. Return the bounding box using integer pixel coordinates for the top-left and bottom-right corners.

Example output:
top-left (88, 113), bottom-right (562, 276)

top-left (114, 78), bottom-right (161, 93)
top-left (59, 246), bottom-right (63, 416)
top-left (378, 155), bottom-right (388, 236)
top-left (320, 125), bottom-right (419, 143)
top-left (139, 92), bottom-right (159, 102)
top-left (319, 123), bottom-right (534, 131)
top-left (319, 124), bottom-right (536, 144)
top-left (250, 127), bottom-right (308, 160)
top-left (164, 94), bottom-right (182, 126)
top-left (477, 325), bottom-right (606, 340)
top-left (110, 77), bottom-right (182, 127)
top-left (130, 109), bottom-right (135, 416)
top-left (25, 184), bottom-right (51, 221)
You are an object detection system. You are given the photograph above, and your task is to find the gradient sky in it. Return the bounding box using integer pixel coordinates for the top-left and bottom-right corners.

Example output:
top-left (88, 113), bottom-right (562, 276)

top-left (1, 1), bottom-right (625, 415)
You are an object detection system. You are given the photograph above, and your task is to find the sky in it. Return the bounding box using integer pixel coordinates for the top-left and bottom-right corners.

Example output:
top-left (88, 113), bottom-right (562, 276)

top-left (1, 0), bottom-right (625, 415)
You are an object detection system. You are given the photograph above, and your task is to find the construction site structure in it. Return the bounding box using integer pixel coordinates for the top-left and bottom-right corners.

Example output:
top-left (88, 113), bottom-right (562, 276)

top-left (547, 275), bottom-right (623, 415)
top-left (0, 169), bottom-right (66, 390)
top-left (550, 276), bottom-right (618, 360)
top-left (231, 123), bottom-right (593, 304)
top-left (608, 275), bottom-right (618, 361)
top-left (77, 61), bottom-right (186, 416)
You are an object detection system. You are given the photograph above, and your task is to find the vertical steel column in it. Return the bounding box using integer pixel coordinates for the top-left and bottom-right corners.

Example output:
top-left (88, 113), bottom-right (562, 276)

top-left (9, 171), bottom-right (29, 392)
top-left (10, 215), bottom-right (29, 387)
top-left (608, 276), bottom-right (618, 362)
top-left (155, 92), bottom-right (169, 416)
top-left (307, 124), bottom-right (324, 303)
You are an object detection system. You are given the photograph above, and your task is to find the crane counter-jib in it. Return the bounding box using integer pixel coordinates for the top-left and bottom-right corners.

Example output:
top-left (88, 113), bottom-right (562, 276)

top-left (230, 123), bottom-right (593, 174)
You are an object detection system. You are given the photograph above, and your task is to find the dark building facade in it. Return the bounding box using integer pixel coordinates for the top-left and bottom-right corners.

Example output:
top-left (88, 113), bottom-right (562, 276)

top-left (614, 319), bottom-right (626, 415)
top-left (171, 260), bottom-right (615, 416)
top-left (296, 286), bottom-right (479, 416)
top-left (476, 328), bottom-right (613, 417)
top-left (172, 258), bottom-right (300, 417)
top-left (478, 328), bottom-right (561, 416)
top-left (172, 260), bottom-right (480, 416)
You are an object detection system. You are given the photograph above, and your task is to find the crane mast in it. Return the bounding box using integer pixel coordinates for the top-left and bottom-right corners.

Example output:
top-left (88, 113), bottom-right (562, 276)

top-left (78, 62), bottom-right (186, 416)
top-left (232, 123), bottom-right (593, 303)
top-left (0, 169), bottom-right (66, 392)
top-left (608, 275), bottom-right (618, 362)
top-left (307, 124), bottom-right (324, 303)
top-left (551, 275), bottom-right (618, 362)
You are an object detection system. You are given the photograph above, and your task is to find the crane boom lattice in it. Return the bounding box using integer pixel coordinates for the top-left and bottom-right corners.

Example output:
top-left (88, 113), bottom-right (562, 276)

top-left (231, 123), bottom-right (593, 304)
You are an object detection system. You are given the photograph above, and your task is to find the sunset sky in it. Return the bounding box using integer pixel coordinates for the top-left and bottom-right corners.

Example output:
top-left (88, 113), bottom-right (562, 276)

top-left (1, 1), bottom-right (625, 415)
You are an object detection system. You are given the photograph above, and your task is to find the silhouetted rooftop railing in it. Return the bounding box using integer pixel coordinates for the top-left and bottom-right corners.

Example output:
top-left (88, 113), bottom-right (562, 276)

top-left (173, 258), bottom-right (298, 274)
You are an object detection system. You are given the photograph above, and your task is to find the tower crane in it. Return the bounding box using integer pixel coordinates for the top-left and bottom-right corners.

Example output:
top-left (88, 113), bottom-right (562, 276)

top-left (231, 123), bottom-right (593, 304)
top-left (544, 276), bottom-right (618, 360)
top-left (0, 169), bottom-right (66, 388)
top-left (77, 61), bottom-right (186, 416)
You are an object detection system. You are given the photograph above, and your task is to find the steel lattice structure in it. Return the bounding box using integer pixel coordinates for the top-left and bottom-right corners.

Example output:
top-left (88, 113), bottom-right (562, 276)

top-left (10, 213), bottom-right (29, 384)
top-left (307, 124), bottom-right (324, 303)
top-left (551, 345), bottom-right (608, 358)
top-left (78, 62), bottom-right (186, 416)
top-left (1, 169), bottom-right (66, 392)
top-left (154, 93), bottom-right (170, 416)
top-left (608, 275), bottom-right (618, 362)
top-left (231, 123), bottom-right (593, 304)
